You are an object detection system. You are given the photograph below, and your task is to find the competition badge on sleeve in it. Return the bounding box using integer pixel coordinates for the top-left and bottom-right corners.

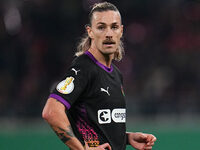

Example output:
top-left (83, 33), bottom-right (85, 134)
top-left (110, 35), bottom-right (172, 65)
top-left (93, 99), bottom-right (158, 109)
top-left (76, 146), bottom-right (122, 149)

top-left (57, 76), bottom-right (75, 94)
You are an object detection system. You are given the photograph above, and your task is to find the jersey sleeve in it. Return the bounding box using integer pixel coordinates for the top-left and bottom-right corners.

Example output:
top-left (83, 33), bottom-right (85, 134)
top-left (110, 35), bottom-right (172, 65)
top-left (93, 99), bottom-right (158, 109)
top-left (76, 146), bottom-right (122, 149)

top-left (49, 62), bottom-right (88, 110)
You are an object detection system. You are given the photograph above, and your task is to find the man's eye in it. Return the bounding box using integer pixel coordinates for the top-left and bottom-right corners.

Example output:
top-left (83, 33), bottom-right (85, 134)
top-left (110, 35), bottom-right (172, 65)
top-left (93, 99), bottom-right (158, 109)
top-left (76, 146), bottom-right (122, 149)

top-left (97, 26), bottom-right (105, 30)
top-left (112, 26), bottom-right (118, 29)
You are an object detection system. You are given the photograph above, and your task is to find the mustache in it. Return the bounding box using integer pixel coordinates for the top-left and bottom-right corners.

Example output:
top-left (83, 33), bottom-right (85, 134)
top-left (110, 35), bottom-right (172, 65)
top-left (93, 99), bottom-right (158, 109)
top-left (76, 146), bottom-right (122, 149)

top-left (102, 39), bottom-right (116, 44)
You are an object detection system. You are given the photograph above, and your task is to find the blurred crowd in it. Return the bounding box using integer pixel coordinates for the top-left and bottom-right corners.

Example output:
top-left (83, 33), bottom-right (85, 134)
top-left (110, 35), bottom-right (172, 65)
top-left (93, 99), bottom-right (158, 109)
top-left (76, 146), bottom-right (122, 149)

top-left (0, 0), bottom-right (200, 118)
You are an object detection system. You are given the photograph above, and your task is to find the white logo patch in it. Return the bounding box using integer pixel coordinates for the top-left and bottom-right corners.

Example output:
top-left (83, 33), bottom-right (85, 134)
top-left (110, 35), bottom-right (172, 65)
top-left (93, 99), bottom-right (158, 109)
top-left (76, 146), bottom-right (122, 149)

top-left (71, 68), bottom-right (80, 75)
top-left (56, 76), bottom-right (74, 94)
top-left (111, 109), bottom-right (126, 123)
top-left (98, 109), bottom-right (111, 124)
top-left (97, 108), bottom-right (126, 124)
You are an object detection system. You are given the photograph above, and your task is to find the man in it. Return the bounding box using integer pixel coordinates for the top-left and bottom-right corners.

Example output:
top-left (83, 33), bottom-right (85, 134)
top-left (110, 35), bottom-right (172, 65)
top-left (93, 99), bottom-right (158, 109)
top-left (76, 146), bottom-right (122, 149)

top-left (42, 2), bottom-right (156, 150)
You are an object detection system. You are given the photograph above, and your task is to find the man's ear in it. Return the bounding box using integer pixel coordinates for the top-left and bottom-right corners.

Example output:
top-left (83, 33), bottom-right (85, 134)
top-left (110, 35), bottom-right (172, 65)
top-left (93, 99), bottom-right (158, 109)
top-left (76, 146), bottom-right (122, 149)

top-left (86, 25), bottom-right (94, 39)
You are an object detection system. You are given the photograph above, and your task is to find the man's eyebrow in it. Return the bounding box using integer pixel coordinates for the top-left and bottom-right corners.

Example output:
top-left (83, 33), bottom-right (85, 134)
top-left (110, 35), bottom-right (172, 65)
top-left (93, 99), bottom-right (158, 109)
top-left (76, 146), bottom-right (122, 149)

top-left (112, 22), bottom-right (119, 25)
top-left (97, 22), bottom-right (106, 25)
top-left (97, 22), bottom-right (119, 25)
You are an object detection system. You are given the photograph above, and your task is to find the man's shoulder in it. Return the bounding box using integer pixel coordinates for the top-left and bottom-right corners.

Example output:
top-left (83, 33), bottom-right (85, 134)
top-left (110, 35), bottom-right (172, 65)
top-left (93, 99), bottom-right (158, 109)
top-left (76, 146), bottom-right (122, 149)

top-left (71, 54), bottom-right (97, 72)
top-left (72, 54), bottom-right (91, 65)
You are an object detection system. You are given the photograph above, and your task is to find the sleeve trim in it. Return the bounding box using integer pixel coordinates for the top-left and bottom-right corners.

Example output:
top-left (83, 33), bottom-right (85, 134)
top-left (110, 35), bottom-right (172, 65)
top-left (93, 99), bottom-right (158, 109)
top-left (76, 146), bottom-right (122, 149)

top-left (49, 94), bottom-right (71, 110)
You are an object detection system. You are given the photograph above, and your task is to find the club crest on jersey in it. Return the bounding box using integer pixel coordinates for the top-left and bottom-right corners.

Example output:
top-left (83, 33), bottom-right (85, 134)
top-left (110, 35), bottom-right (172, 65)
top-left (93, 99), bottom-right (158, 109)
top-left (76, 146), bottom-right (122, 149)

top-left (56, 76), bottom-right (74, 94)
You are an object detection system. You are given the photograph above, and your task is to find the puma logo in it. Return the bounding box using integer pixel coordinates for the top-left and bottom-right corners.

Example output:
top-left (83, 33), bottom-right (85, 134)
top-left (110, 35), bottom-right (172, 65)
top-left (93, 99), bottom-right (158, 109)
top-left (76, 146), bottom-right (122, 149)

top-left (72, 68), bottom-right (80, 75)
top-left (100, 87), bottom-right (110, 96)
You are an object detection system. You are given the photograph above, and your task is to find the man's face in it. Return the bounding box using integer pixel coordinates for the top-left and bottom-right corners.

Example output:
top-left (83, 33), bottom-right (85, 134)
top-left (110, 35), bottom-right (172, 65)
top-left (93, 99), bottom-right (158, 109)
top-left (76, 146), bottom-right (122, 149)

top-left (87, 10), bottom-right (123, 55)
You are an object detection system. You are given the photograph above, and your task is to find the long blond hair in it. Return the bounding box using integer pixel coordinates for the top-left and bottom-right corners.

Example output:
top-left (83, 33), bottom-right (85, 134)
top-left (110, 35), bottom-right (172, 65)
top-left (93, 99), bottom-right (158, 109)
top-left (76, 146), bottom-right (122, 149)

top-left (75, 2), bottom-right (124, 61)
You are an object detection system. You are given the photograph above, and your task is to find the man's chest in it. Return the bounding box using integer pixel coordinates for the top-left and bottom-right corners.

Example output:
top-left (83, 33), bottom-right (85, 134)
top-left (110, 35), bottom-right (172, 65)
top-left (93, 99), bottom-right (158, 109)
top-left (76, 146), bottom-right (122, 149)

top-left (85, 70), bottom-right (125, 106)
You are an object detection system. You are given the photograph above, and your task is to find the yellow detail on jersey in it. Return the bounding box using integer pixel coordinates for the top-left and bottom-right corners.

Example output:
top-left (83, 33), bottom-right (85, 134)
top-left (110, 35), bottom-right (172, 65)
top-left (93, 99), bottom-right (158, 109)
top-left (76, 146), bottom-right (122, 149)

top-left (61, 77), bottom-right (73, 90)
top-left (86, 140), bottom-right (100, 147)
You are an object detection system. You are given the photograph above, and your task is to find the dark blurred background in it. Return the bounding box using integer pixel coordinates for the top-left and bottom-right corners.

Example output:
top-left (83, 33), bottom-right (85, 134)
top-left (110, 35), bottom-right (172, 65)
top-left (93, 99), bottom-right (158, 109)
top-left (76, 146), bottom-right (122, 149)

top-left (0, 0), bottom-right (200, 149)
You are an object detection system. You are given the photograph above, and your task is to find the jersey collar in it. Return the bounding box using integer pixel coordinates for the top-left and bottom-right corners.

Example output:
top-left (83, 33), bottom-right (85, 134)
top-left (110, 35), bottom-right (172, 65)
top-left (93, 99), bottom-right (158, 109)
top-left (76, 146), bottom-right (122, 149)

top-left (85, 51), bottom-right (113, 73)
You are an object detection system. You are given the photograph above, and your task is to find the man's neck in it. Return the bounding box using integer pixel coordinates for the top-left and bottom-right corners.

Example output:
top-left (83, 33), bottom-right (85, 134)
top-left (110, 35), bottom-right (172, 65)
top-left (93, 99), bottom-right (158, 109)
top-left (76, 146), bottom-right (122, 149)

top-left (88, 48), bottom-right (113, 68)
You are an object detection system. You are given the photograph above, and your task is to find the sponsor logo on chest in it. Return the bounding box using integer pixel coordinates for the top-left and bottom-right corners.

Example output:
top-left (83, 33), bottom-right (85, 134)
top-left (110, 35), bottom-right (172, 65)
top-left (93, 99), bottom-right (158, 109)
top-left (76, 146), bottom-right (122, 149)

top-left (97, 108), bottom-right (126, 124)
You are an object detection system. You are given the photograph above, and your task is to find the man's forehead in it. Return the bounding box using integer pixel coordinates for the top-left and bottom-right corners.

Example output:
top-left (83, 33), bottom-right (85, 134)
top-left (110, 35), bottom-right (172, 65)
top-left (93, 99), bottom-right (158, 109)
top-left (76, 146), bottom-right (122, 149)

top-left (92, 10), bottom-right (121, 25)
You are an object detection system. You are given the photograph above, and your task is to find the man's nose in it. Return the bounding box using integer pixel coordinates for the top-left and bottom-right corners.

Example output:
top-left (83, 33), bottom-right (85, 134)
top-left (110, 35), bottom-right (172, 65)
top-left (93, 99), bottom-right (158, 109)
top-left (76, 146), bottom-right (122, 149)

top-left (105, 28), bottom-right (113, 38)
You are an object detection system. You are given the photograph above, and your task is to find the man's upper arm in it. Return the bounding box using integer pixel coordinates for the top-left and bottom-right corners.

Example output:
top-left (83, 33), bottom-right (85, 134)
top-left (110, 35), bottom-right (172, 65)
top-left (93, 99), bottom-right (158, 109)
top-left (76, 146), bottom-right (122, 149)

top-left (42, 97), bottom-right (67, 123)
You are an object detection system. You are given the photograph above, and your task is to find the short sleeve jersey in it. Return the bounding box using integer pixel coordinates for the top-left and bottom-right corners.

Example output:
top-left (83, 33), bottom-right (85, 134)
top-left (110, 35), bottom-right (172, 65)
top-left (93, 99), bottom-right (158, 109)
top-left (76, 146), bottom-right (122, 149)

top-left (49, 51), bottom-right (126, 150)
